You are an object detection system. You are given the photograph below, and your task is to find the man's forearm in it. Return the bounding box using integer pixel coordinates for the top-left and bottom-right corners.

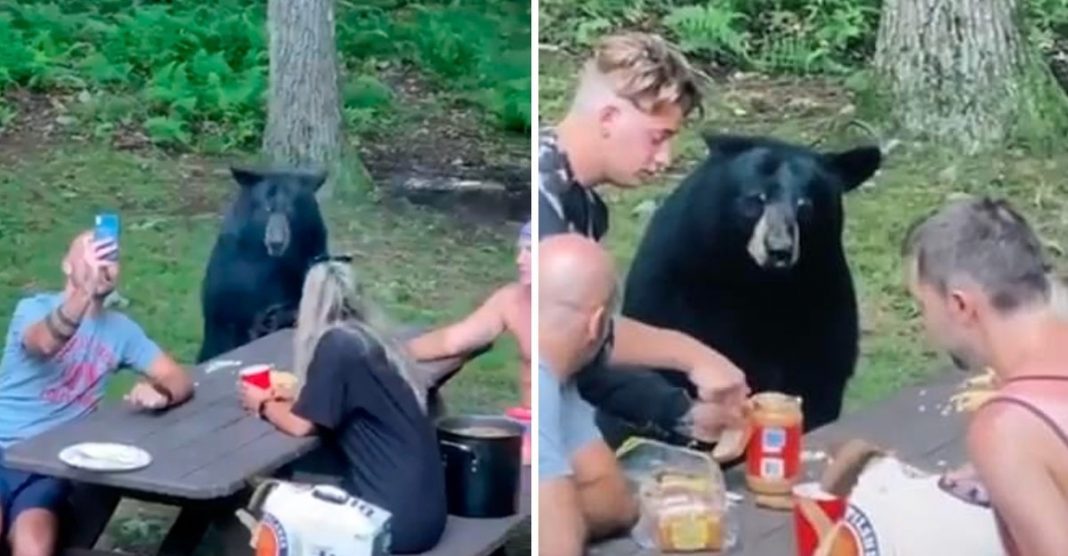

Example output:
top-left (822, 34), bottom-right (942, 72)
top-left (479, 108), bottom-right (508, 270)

top-left (22, 290), bottom-right (94, 358)
top-left (155, 373), bottom-right (194, 406)
top-left (611, 315), bottom-right (707, 374)
top-left (407, 321), bottom-right (499, 362)
top-left (406, 330), bottom-right (459, 361)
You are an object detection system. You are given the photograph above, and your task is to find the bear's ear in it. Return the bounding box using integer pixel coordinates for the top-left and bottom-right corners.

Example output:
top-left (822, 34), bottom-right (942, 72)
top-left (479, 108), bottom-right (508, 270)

top-left (824, 145), bottom-right (882, 193)
top-left (702, 133), bottom-right (758, 158)
top-left (231, 167), bottom-right (262, 189)
top-left (299, 171), bottom-right (328, 193)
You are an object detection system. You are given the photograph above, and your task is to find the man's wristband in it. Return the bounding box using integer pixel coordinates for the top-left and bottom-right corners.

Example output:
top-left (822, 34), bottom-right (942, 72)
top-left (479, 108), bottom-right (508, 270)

top-left (54, 306), bottom-right (79, 328)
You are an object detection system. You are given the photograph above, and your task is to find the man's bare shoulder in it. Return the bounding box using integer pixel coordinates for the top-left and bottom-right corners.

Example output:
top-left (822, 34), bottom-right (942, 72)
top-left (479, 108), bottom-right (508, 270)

top-left (487, 282), bottom-right (525, 309)
top-left (496, 283), bottom-right (529, 318)
top-left (967, 398), bottom-right (1047, 469)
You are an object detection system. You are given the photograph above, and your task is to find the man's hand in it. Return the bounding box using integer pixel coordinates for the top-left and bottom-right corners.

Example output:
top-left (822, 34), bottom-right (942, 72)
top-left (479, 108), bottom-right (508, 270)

top-left (124, 382), bottom-right (169, 410)
top-left (938, 462), bottom-right (991, 507)
top-left (81, 238), bottom-right (119, 298)
top-left (677, 398), bottom-right (748, 443)
top-left (686, 348), bottom-right (750, 403)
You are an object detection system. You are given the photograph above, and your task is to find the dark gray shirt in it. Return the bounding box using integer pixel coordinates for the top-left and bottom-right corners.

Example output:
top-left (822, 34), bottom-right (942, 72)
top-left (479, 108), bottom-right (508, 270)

top-left (537, 127), bottom-right (609, 241)
top-left (536, 127), bottom-right (696, 449)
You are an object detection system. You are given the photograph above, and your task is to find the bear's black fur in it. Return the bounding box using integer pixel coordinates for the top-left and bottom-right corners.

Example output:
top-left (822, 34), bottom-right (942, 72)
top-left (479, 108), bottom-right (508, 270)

top-left (576, 134), bottom-right (882, 448)
top-left (196, 167), bottom-right (328, 363)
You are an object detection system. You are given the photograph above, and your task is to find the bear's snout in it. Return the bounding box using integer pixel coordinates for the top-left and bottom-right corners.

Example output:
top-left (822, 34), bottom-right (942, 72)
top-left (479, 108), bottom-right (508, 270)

top-left (747, 205), bottom-right (799, 270)
top-left (264, 213), bottom-right (291, 257)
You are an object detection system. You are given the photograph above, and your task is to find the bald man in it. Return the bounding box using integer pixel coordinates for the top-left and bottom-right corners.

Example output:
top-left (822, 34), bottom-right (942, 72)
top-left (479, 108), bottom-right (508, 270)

top-left (0, 231), bottom-right (193, 556)
top-left (539, 234), bottom-right (638, 556)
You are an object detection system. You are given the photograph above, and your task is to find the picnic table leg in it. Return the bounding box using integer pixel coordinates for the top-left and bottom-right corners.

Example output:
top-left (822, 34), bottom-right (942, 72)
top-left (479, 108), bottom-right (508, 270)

top-left (156, 502), bottom-right (214, 556)
top-left (156, 498), bottom-right (241, 556)
top-left (211, 511), bottom-right (255, 556)
top-left (63, 486), bottom-right (121, 549)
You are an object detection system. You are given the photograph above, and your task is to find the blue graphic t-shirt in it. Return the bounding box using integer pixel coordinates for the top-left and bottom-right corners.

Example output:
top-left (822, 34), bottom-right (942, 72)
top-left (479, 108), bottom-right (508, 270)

top-left (0, 293), bottom-right (161, 448)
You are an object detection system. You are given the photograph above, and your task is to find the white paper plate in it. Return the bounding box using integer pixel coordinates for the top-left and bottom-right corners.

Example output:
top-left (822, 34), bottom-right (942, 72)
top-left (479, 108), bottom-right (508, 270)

top-left (58, 442), bottom-right (152, 472)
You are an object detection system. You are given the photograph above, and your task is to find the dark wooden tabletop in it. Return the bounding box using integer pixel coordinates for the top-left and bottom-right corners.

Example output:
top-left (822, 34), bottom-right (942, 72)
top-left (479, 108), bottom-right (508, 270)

top-left (2, 327), bottom-right (474, 501)
top-left (589, 369), bottom-right (969, 555)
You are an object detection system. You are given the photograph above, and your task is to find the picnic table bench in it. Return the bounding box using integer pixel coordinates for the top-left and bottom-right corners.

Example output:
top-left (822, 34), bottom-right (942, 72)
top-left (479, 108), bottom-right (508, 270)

top-left (2, 326), bottom-right (531, 556)
top-left (590, 369), bottom-right (969, 555)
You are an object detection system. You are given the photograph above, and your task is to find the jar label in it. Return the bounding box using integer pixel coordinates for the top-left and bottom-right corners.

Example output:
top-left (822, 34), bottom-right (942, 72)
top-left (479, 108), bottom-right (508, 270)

top-left (761, 457), bottom-right (785, 479)
top-left (763, 427), bottom-right (786, 454)
top-left (746, 422), bottom-right (802, 482)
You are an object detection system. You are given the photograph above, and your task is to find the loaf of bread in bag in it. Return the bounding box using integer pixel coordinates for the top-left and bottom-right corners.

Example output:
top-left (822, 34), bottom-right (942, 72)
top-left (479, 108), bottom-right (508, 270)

top-left (648, 477), bottom-right (724, 552)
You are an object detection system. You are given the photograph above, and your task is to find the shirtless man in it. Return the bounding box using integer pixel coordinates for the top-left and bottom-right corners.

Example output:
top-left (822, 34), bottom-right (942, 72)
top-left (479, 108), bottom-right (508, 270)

top-left (903, 196), bottom-right (1068, 555)
top-left (406, 222), bottom-right (532, 457)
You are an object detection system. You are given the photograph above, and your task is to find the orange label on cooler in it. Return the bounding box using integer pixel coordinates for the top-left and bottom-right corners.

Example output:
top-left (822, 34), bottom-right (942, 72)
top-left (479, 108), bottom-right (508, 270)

top-left (745, 423), bottom-right (802, 481)
top-left (256, 514), bottom-right (291, 556)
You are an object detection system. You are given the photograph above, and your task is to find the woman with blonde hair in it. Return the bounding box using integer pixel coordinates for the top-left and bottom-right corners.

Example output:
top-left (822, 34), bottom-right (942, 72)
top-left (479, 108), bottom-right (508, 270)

top-left (238, 255), bottom-right (446, 553)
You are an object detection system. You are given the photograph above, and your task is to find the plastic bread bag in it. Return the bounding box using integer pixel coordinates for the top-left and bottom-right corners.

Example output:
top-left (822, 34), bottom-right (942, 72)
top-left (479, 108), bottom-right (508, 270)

top-left (616, 438), bottom-right (740, 554)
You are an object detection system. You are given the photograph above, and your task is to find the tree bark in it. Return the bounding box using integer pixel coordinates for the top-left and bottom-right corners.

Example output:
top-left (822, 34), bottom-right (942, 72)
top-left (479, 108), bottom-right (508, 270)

top-left (265, 0), bottom-right (343, 199)
top-left (874, 0), bottom-right (1066, 154)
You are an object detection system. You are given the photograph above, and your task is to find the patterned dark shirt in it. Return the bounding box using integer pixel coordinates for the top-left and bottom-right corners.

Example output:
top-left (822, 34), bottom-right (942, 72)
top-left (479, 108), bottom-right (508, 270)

top-left (538, 127), bottom-right (609, 241)
top-left (537, 128), bottom-right (696, 450)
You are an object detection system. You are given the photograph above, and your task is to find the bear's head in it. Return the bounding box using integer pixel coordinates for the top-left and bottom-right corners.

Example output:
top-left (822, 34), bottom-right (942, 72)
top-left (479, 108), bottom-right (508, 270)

top-left (228, 166), bottom-right (327, 259)
top-left (694, 133), bottom-right (882, 271)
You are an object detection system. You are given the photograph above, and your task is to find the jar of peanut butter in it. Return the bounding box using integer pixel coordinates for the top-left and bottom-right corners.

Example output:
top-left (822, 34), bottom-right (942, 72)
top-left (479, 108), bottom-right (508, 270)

top-left (745, 392), bottom-right (803, 496)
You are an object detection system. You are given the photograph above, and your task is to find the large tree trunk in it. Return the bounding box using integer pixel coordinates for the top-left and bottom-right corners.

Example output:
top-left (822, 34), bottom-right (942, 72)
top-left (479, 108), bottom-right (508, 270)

top-left (874, 0), bottom-right (1067, 154)
top-left (264, 0), bottom-right (343, 199)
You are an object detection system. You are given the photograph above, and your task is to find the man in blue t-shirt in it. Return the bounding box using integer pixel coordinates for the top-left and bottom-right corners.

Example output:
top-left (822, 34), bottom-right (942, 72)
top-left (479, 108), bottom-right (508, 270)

top-left (0, 231), bottom-right (194, 556)
top-left (539, 234), bottom-right (637, 555)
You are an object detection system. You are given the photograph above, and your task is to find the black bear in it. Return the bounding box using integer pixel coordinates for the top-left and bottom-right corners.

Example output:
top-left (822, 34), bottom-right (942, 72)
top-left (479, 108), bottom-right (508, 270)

top-left (196, 167), bottom-right (329, 363)
top-left (576, 133), bottom-right (882, 449)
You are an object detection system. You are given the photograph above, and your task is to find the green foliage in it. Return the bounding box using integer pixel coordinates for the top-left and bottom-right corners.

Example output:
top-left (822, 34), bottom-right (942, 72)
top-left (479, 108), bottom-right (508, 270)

top-left (365, 0), bottom-right (532, 133)
top-left (546, 0), bottom-right (1068, 78)
top-left (0, 0), bottom-right (529, 152)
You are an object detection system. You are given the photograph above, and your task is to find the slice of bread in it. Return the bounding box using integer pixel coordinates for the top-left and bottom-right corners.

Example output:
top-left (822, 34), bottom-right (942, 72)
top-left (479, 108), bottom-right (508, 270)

top-left (710, 424), bottom-right (753, 463)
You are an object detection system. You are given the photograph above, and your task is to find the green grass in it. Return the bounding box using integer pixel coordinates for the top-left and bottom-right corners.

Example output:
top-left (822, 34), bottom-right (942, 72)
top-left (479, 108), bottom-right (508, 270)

top-left (540, 52), bottom-right (1068, 413)
top-left (0, 144), bottom-right (522, 413)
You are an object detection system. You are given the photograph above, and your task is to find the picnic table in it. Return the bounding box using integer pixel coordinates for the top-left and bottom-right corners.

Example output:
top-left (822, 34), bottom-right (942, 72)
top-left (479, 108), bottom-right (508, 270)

top-left (2, 326), bottom-right (531, 556)
top-left (590, 369), bottom-right (969, 555)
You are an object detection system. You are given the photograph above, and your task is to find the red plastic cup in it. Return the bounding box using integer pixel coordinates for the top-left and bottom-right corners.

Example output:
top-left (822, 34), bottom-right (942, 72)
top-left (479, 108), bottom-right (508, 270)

top-left (792, 482), bottom-right (847, 556)
top-left (504, 406), bottom-right (531, 466)
top-left (239, 364), bottom-right (272, 390)
top-left (505, 406), bottom-right (531, 422)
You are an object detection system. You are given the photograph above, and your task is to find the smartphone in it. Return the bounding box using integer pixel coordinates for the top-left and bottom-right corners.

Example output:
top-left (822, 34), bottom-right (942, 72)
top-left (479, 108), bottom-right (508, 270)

top-left (94, 213), bottom-right (120, 261)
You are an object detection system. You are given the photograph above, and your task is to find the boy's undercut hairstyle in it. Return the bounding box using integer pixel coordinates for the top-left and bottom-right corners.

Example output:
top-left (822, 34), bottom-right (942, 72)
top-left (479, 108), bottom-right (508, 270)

top-left (902, 196), bottom-right (1052, 313)
top-left (581, 32), bottom-right (705, 119)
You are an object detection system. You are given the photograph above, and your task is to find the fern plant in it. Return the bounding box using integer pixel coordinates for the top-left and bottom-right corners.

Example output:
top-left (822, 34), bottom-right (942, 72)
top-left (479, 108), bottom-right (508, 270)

top-left (663, 2), bottom-right (751, 65)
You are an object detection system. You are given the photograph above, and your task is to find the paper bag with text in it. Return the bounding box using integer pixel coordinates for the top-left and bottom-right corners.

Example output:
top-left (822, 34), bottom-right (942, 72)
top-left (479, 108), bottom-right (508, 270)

top-left (815, 450), bottom-right (1002, 556)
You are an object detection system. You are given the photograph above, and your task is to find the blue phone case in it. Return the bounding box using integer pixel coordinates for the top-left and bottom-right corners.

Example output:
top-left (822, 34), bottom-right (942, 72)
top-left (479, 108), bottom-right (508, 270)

top-left (95, 213), bottom-right (120, 260)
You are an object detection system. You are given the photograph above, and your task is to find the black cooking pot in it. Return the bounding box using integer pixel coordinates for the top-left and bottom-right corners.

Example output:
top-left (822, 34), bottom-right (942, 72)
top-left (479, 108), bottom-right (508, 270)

top-left (437, 415), bottom-right (523, 518)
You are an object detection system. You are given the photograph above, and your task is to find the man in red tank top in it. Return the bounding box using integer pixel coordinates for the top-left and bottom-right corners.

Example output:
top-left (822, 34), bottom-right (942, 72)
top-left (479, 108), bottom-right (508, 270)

top-left (902, 196), bottom-right (1068, 555)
